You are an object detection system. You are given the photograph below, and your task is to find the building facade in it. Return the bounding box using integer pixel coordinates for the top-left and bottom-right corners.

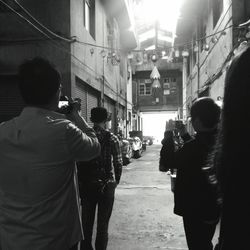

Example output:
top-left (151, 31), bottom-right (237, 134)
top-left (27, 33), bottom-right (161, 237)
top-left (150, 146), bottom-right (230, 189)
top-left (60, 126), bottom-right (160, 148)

top-left (0, 0), bottom-right (137, 136)
top-left (175, 0), bottom-right (250, 128)
top-left (130, 0), bottom-right (183, 132)
top-left (132, 59), bottom-right (182, 113)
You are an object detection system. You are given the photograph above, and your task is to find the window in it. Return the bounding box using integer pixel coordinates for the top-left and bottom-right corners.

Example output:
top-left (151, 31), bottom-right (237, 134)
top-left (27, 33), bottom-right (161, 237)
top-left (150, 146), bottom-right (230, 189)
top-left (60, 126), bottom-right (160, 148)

top-left (213, 0), bottom-right (223, 28)
top-left (145, 83), bottom-right (151, 95)
top-left (139, 80), bottom-right (152, 96)
top-left (163, 78), bottom-right (178, 95)
top-left (163, 79), bottom-right (170, 95)
top-left (199, 19), bottom-right (207, 51)
top-left (192, 36), bottom-right (197, 66)
top-left (84, 0), bottom-right (95, 39)
top-left (139, 83), bottom-right (145, 96)
top-left (163, 78), bottom-right (176, 84)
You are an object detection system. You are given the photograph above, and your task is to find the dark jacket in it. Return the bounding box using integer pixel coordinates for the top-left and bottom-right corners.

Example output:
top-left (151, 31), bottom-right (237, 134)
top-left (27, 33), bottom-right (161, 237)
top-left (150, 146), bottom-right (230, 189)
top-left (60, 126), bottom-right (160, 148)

top-left (161, 131), bottom-right (220, 221)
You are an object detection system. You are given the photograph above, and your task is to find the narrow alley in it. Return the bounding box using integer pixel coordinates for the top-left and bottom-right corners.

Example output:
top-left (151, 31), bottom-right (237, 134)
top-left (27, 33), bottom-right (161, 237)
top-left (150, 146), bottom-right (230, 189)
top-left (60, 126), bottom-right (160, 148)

top-left (0, 0), bottom-right (247, 249)
top-left (108, 144), bottom-right (188, 250)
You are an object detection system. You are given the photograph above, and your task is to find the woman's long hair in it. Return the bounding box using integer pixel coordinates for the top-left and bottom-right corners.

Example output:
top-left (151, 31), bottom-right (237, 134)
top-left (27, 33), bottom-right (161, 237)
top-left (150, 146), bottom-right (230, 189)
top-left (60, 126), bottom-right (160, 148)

top-left (212, 47), bottom-right (250, 194)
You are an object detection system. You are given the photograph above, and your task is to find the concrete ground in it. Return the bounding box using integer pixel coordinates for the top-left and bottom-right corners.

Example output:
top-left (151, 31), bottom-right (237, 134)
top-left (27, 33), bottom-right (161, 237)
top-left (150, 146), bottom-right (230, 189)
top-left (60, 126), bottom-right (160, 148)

top-left (109, 144), bottom-right (187, 250)
top-left (91, 144), bottom-right (219, 250)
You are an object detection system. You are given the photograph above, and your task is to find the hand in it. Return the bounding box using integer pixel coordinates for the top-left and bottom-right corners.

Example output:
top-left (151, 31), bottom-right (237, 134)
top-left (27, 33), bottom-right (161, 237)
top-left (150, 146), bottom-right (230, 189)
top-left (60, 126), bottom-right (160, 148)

top-left (71, 101), bottom-right (81, 114)
top-left (66, 100), bottom-right (82, 122)
top-left (165, 119), bottom-right (175, 131)
top-left (178, 124), bottom-right (187, 137)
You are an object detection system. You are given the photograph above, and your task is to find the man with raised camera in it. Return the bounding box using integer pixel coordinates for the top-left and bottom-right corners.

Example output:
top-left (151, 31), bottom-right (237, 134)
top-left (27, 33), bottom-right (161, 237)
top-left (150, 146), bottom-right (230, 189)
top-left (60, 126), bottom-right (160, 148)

top-left (0, 57), bottom-right (100, 250)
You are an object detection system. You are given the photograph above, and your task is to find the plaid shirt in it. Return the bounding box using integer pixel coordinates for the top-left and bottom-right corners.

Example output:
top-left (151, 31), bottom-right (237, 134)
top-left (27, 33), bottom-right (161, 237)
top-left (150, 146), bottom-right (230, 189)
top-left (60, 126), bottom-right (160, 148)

top-left (93, 125), bottom-right (123, 183)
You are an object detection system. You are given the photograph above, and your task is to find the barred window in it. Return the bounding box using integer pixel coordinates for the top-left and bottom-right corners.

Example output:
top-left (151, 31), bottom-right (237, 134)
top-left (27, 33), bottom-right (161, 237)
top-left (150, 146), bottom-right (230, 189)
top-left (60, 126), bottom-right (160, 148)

top-left (139, 80), bottom-right (152, 96)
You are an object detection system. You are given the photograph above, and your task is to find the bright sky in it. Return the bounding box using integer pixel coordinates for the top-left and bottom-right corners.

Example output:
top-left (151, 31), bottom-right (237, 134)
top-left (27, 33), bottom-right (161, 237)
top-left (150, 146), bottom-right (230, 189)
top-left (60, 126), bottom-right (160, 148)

top-left (142, 112), bottom-right (177, 144)
top-left (134, 0), bottom-right (184, 34)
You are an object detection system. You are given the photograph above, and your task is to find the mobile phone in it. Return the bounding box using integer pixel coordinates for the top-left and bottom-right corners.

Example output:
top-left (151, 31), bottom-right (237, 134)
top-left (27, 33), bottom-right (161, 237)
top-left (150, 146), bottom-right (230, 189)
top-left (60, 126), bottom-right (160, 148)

top-left (58, 100), bottom-right (69, 108)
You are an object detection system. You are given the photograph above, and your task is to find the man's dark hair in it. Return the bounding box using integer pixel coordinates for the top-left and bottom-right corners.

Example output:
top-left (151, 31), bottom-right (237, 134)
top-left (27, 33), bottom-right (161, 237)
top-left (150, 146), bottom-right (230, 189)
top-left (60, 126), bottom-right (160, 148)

top-left (191, 97), bottom-right (221, 129)
top-left (90, 107), bottom-right (108, 123)
top-left (18, 57), bottom-right (61, 105)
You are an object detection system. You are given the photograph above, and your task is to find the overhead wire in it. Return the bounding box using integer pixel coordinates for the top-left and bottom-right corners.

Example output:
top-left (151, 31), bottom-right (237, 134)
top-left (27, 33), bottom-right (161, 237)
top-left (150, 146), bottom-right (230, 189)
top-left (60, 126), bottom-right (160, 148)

top-left (0, 0), bottom-right (51, 40)
top-left (1, 0), bottom-right (248, 93)
top-left (13, 0), bottom-right (74, 43)
top-left (1, 0), bottom-right (247, 55)
top-left (0, 0), bottom-right (104, 81)
top-left (0, 0), bottom-right (128, 101)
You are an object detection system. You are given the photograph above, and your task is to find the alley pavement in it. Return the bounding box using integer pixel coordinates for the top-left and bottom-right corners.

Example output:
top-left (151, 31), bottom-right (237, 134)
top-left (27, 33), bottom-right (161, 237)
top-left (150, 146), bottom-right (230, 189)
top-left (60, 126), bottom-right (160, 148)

top-left (105, 144), bottom-right (220, 250)
top-left (108, 144), bottom-right (188, 250)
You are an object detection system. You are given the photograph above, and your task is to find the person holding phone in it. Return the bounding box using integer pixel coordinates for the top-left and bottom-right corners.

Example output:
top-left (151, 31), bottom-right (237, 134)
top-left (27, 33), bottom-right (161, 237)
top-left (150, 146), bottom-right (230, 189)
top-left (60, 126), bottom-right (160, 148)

top-left (159, 97), bottom-right (221, 250)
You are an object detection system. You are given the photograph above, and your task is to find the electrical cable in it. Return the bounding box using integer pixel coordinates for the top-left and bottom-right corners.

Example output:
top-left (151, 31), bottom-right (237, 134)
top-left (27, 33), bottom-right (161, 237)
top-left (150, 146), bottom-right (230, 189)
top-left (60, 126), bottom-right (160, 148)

top-left (1, 0), bottom-right (247, 56)
top-left (0, 0), bottom-right (51, 40)
top-left (2, 0), bottom-right (249, 56)
top-left (13, 0), bottom-right (74, 43)
top-left (1, 0), bottom-right (248, 102)
top-left (0, 0), bottom-right (123, 91)
top-left (0, 0), bottom-right (103, 82)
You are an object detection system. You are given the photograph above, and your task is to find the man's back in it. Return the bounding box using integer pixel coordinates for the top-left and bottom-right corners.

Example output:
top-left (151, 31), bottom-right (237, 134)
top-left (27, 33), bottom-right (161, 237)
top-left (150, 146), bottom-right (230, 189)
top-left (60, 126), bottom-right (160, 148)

top-left (0, 107), bottom-right (98, 250)
top-left (0, 108), bottom-right (75, 197)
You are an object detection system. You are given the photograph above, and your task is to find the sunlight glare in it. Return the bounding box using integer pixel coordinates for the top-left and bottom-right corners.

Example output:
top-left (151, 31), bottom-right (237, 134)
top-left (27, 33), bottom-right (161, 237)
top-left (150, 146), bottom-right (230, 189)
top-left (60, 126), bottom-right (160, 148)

top-left (135, 0), bottom-right (183, 33)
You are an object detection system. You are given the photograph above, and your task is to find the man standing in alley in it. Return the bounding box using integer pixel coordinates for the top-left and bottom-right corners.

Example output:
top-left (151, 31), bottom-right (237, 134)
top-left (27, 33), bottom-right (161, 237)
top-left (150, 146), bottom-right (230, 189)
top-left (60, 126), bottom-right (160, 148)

top-left (0, 57), bottom-right (100, 250)
top-left (160, 97), bottom-right (221, 250)
top-left (77, 107), bottom-right (123, 250)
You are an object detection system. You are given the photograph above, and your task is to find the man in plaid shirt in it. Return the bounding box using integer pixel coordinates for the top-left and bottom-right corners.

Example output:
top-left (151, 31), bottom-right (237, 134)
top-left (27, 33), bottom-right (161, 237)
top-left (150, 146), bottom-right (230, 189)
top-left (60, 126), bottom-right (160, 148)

top-left (77, 107), bottom-right (123, 250)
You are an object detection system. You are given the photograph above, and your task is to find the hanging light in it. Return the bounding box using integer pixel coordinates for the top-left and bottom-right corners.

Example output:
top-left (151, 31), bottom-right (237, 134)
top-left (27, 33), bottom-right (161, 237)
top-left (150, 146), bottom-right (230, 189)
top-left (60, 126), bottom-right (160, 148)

top-left (204, 43), bottom-right (210, 51)
top-left (151, 53), bottom-right (157, 62)
top-left (150, 65), bottom-right (161, 88)
top-left (100, 50), bottom-right (107, 58)
top-left (211, 36), bottom-right (218, 43)
top-left (182, 50), bottom-right (189, 57)
top-left (175, 49), bottom-right (180, 58)
top-left (152, 78), bottom-right (161, 88)
top-left (194, 43), bottom-right (199, 52)
top-left (150, 66), bottom-right (161, 79)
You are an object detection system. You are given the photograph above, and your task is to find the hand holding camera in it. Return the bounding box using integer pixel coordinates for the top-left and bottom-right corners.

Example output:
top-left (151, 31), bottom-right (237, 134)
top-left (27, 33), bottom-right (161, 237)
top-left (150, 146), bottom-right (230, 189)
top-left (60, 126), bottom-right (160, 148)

top-left (165, 119), bottom-right (187, 136)
top-left (57, 96), bottom-right (81, 115)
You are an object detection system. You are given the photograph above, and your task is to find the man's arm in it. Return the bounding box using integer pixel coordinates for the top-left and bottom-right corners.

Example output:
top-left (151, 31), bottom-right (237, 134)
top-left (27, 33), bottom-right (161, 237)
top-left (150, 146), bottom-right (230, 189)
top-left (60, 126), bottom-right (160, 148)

top-left (65, 104), bottom-right (100, 161)
top-left (159, 131), bottom-right (175, 172)
top-left (111, 134), bottom-right (123, 184)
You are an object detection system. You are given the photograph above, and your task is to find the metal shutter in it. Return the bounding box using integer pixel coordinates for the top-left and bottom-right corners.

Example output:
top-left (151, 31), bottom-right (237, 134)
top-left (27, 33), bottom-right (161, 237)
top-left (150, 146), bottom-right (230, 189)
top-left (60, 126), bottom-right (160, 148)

top-left (86, 88), bottom-right (98, 127)
top-left (75, 80), bottom-right (88, 120)
top-left (0, 75), bottom-right (25, 123)
top-left (75, 78), bottom-right (99, 126)
top-left (104, 96), bottom-right (116, 133)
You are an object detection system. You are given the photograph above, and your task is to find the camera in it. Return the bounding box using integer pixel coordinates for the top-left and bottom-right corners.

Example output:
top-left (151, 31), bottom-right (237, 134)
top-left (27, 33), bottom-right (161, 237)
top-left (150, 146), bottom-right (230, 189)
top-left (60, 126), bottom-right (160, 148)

top-left (57, 96), bottom-right (74, 114)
